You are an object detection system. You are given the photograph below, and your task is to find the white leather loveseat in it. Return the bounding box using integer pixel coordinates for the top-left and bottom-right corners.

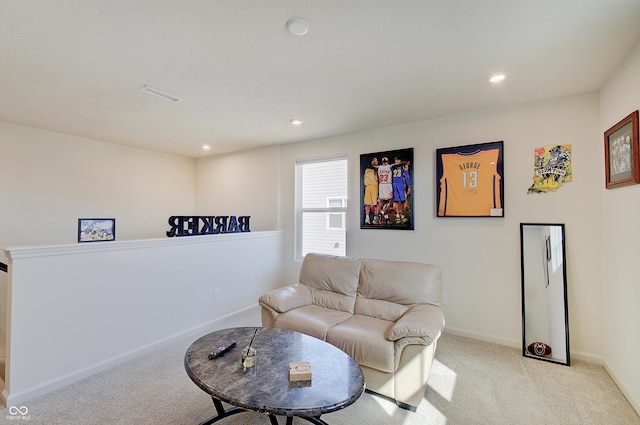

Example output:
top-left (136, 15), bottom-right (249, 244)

top-left (259, 253), bottom-right (445, 411)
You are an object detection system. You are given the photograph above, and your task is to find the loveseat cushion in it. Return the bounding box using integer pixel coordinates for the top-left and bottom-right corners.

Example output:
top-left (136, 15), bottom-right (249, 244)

top-left (274, 305), bottom-right (352, 340)
top-left (326, 314), bottom-right (396, 373)
top-left (357, 258), bottom-right (442, 308)
top-left (300, 254), bottom-right (363, 313)
top-left (353, 297), bottom-right (409, 322)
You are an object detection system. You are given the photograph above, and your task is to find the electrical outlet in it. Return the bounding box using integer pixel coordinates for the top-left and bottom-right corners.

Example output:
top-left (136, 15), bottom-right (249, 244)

top-left (441, 293), bottom-right (448, 306)
top-left (213, 288), bottom-right (221, 301)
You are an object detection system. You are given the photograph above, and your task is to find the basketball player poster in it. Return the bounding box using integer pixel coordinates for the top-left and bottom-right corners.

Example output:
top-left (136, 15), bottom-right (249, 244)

top-left (360, 147), bottom-right (414, 230)
top-left (436, 141), bottom-right (504, 217)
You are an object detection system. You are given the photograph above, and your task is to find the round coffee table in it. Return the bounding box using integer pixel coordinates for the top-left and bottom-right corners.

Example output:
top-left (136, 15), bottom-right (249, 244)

top-left (184, 327), bottom-right (365, 425)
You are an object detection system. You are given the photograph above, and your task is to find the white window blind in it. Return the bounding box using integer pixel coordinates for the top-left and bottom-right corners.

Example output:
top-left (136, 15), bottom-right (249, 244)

top-left (295, 156), bottom-right (348, 260)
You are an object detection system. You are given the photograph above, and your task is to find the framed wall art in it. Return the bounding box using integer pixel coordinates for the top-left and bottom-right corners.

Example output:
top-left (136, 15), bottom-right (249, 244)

top-left (436, 141), bottom-right (504, 217)
top-left (360, 147), bottom-right (414, 230)
top-left (604, 110), bottom-right (639, 189)
top-left (78, 218), bottom-right (116, 243)
top-left (527, 145), bottom-right (572, 194)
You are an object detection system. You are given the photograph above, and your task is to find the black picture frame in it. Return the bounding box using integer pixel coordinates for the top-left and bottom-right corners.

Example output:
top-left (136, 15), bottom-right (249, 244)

top-left (78, 218), bottom-right (116, 243)
top-left (436, 141), bottom-right (504, 217)
top-left (360, 148), bottom-right (414, 230)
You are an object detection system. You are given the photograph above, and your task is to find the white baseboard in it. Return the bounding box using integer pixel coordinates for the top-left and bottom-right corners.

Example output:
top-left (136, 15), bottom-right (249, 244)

top-left (443, 326), bottom-right (603, 365)
top-left (568, 350), bottom-right (603, 365)
top-left (443, 326), bottom-right (520, 349)
top-left (603, 360), bottom-right (640, 416)
top-left (2, 305), bottom-right (260, 408)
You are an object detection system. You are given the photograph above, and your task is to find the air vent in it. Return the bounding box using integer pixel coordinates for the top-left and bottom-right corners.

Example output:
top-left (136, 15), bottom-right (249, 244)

top-left (140, 85), bottom-right (181, 102)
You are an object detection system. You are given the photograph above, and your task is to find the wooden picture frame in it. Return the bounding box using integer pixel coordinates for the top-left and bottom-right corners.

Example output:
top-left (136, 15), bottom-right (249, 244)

top-left (78, 218), bottom-right (116, 243)
top-left (360, 148), bottom-right (414, 230)
top-left (604, 110), bottom-right (639, 189)
top-left (436, 141), bottom-right (504, 217)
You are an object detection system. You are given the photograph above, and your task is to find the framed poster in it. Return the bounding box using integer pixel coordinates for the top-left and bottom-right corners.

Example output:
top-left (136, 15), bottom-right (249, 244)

top-left (604, 110), bottom-right (639, 189)
top-left (78, 218), bottom-right (116, 242)
top-left (527, 145), bottom-right (572, 194)
top-left (436, 141), bottom-right (504, 217)
top-left (360, 147), bottom-right (414, 230)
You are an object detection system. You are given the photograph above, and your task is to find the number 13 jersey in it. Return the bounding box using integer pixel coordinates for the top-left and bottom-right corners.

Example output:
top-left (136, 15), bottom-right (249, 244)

top-left (438, 149), bottom-right (501, 216)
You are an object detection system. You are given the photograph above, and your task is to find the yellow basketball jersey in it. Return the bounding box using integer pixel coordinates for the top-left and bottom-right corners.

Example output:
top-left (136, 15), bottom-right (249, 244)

top-left (438, 149), bottom-right (501, 216)
top-left (363, 168), bottom-right (376, 186)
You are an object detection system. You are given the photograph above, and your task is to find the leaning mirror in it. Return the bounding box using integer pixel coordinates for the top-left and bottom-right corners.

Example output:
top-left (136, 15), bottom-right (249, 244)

top-left (520, 223), bottom-right (570, 365)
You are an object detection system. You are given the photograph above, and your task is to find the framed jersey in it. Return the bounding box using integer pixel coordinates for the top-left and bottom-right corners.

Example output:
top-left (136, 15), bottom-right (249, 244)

top-left (436, 141), bottom-right (504, 217)
top-left (360, 147), bottom-right (414, 230)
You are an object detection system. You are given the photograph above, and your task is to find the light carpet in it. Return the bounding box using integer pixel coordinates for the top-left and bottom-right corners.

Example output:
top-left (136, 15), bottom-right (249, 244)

top-left (1, 307), bottom-right (638, 425)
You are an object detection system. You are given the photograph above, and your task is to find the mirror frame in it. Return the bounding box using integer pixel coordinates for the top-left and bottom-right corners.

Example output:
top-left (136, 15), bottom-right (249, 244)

top-left (520, 223), bottom-right (570, 366)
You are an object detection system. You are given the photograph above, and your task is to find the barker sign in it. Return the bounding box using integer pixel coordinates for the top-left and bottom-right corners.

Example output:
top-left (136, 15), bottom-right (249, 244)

top-left (166, 216), bottom-right (250, 237)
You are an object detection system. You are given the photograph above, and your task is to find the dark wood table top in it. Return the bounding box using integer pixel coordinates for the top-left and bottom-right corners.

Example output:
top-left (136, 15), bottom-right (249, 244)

top-left (184, 327), bottom-right (365, 418)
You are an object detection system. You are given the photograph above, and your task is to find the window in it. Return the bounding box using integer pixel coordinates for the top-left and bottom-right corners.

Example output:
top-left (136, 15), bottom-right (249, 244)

top-left (327, 197), bottom-right (347, 230)
top-left (295, 155), bottom-right (348, 260)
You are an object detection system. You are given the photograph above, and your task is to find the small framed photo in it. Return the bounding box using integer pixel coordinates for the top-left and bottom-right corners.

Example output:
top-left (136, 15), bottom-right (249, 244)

top-left (604, 110), bottom-right (639, 189)
top-left (78, 218), bottom-right (116, 243)
top-left (436, 141), bottom-right (504, 217)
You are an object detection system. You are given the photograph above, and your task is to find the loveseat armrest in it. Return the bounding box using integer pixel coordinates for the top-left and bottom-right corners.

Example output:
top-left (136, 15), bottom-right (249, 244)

top-left (386, 304), bottom-right (445, 344)
top-left (258, 283), bottom-right (313, 314)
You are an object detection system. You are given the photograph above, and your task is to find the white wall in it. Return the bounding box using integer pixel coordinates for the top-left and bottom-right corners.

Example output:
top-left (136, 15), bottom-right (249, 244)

top-left (276, 93), bottom-right (603, 359)
top-left (195, 145), bottom-right (280, 231)
top-left (599, 41), bottom-right (640, 413)
top-left (0, 122), bottom-right (287, 406)
top-left (0, 122), bottom-right (195, 247)
top-left (2, 231), bottom-right (283, 405)
top-left (0, 122), bottom-right (198, 396)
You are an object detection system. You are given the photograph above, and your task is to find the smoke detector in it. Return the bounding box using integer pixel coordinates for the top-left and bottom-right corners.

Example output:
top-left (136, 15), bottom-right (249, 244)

top-left (286, 18), bottom-right (309, 36)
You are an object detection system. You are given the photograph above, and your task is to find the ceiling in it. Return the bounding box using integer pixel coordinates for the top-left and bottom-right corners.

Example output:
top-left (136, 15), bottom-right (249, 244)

top-left (2, 1), bottom-right (640, 158)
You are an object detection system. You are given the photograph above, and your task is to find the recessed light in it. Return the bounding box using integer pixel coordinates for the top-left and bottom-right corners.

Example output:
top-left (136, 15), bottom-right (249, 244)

top-left (286, 18), bottom-right (309, 36)
top-left (488, 73), bottom-right (507, 84)
top-left (290, 119), bottom-right (303, 126)
top-left (202, 145), bottom-right (210, 151)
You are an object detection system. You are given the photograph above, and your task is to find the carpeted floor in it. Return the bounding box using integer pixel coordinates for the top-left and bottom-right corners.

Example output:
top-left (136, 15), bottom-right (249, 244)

top-left (1, 307), bottom-right (638, 425)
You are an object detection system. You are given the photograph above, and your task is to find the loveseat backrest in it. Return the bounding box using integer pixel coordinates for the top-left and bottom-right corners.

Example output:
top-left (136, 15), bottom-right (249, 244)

top-left (299, 253), bottom-right (363, 313)
top-left (358, 258), bottom-right (442, 307)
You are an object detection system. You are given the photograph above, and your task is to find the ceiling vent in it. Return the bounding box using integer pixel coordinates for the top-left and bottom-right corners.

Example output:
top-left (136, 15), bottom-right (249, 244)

top-left (140, 85), bottom-right (181, 102)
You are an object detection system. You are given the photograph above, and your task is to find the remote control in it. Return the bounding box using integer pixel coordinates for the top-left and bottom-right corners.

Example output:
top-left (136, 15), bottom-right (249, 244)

top-left (208, 342), bottom-right (237, 360)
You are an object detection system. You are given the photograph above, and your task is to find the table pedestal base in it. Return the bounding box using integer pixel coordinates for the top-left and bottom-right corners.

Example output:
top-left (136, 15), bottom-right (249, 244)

top-left (198, 397), bottom-right (329, 425)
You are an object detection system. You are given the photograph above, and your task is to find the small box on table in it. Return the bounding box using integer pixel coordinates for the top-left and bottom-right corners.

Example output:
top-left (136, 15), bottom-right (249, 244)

top-left (289, 362), bottom-right (312, 381)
